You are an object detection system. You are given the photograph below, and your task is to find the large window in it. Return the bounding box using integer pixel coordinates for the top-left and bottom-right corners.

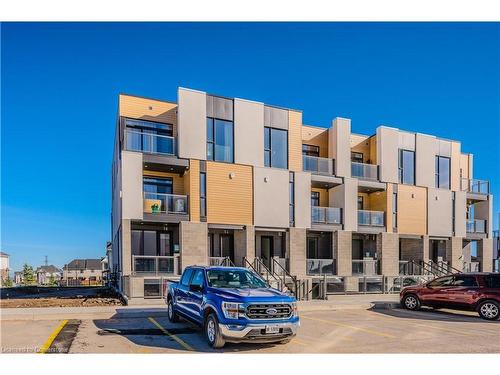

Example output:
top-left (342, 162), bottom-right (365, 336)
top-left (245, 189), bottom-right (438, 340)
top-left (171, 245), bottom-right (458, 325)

top-left (398, 149), bottom-right (415, 185)
top-left (131, 230), bottom-right (172, 256)
top-left (435, 155), bottom-right (451, 189)
top-left (143, 177), bottom-right (173, 194)
top-left (207, 118), bottom-right (234, 163)
top-left (264, 127), bottom-right (288, 169)
top-left (125, 119), bottom-right (174, 154)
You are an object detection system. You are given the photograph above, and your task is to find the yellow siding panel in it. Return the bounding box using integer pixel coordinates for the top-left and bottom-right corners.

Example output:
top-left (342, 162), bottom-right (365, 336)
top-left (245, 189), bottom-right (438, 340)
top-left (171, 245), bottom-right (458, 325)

top-left (119, 94), bottom-right (178, 136)
top-left (302, 125), bottom-right (329, 157)
top-left (369, 136), bottom-right (377, 165)
top-left (450, 142), bottom-right (461, 191)
top-left (288, 110), bottom-right (303, 172)
top-left (206, 162), bottom-right (253, 225)
top-left (311, 188), bottom-right (329, 207)
top-left (397, 184), bottom-right (427, 235)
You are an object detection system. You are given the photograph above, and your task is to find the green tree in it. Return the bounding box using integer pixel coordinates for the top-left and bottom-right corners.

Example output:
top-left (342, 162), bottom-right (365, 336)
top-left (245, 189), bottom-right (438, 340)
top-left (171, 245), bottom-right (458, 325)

top-left (3, 276), bottom-right (13, 288)
top-left (47, 274), bottom-right (58, 286)
top-left (21, 264), bottom-right (36, 286)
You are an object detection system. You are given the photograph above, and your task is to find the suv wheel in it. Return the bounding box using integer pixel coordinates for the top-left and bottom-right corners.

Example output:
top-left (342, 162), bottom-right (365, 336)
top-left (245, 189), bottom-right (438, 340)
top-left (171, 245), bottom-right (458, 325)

top-left (167, 298), bottom-right (179, 323)
top-left (478, 300), bottom-right (500, 320)
top-left (403, 294), bottom-right (421, 311)
top-left (205, 313), bottom-right (225, 349)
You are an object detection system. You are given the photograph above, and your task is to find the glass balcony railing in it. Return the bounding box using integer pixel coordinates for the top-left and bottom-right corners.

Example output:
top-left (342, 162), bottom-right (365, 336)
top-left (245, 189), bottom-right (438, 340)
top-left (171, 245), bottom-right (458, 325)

top-left (303, 155), bottom-right (334, 175)
top-left (132, 255), bottom-right (179, 274)
top-left (311, 206), bottom-right (342, 224)
top-left (352, 259), bottom-right (380, 275)
top-left (144, 192), bottom-right (188, 214)
top-left (125, 129), bottom-right (176, 155)
top-left (306, 259), bottom-right (336, 275)
top-left (358, 210), bottom-right (385, 226)
top-left (466, 219), bottom-right (486, 233)
top-left (461, 178), bottom-right (490, 195)
top-left (351, 162), bottom-right (378, 181)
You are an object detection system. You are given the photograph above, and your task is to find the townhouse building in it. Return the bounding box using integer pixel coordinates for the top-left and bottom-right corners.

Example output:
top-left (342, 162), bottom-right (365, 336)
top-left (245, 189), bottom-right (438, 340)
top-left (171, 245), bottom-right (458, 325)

top-left (111, 88), bottom-right (494, 302)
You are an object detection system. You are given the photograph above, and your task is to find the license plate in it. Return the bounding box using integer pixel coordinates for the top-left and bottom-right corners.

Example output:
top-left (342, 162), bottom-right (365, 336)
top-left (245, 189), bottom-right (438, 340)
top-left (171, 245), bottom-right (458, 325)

top-left (265, 325), bottom-right (280, 334)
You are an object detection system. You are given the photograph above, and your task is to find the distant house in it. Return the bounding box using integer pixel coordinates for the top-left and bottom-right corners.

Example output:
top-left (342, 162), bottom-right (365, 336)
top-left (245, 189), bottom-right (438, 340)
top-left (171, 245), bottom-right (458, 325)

top-left (0, 252), bottom-right (10, 287)
top-left (36, 265), bottom-right (62, 285)
top-left (14, 271), bottom-right (23, 285)
top-left (62, 259), bottom-right (104, 285)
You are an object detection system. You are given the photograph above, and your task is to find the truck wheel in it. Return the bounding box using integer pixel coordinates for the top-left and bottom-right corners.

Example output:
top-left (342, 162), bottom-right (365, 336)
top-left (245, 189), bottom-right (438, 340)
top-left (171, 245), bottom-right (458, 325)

top-left (167, 298), bottom-right (179, 323)
top-left (402, 294), bottom-right (421, 311)
top-left (205, 313), bottom-right (225, 349)
top-left (478, 300), bottom-right (500, 320)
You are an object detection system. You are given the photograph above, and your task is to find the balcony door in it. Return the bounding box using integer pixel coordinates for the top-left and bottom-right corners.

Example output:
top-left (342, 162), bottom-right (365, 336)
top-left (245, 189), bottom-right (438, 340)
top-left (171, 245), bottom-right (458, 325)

top-left (125, 119), bottom-right (173, 154)
top-left (144, 177), bottom-right (173, 213)
top-left (220, 234), bottom-right (234, 263)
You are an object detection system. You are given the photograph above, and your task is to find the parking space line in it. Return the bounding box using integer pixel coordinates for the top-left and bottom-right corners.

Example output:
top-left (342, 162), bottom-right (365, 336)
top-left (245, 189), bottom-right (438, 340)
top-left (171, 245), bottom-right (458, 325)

top-left (301, 315), bottom-right (396, 339)
top-left (38, 319), bottom-right (68, 354)
top-left (148, 317), bottom-right (194, 351)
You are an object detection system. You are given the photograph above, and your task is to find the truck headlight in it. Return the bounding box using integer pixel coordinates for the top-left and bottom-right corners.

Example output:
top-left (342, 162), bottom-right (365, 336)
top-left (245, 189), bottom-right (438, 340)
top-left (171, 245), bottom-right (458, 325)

top-left (222, 302), bottom-right (242, 319)
top-left (291, 302), bottom-right (298, 317)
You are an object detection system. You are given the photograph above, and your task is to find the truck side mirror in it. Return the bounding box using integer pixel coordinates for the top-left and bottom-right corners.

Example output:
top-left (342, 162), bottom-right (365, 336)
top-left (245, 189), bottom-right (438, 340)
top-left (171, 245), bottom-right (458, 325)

top-left (189, 284), bottom-right (203, 293)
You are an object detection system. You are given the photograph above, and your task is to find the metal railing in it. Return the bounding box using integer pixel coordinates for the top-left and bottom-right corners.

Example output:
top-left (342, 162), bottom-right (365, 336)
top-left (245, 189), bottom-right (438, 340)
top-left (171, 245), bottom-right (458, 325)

top-left (351, 162), bottom-right (378, 181)
top-left (311, 207), bottom-right (342, 224)
top-left (352, 259), bottom-right (380, 275)
top-left (306, 259), bottom-right (336, 275)
top-left (144, 192), bottom-right (188, 214)
top-left (302, 155), bottom-right (334, 175)
top-left (358, 210), bottom-right (385, 226)
top-left (132, 255), bottom-right (179, 275)
top-left (463, 262), bottom-right (480, 273)
top-left (125, 129), bottom-right (176, 155)
top-left (209, 256), bottom-right (234, 267)
top-left (466, 219), bottom-right (486, 233)
top-left (461, 178), bottom-right (489, 195)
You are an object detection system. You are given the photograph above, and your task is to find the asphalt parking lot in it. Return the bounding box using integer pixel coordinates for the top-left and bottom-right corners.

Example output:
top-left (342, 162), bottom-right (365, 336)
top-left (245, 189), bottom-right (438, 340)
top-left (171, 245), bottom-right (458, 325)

top-left (2, 306), bottom-right (499, 353)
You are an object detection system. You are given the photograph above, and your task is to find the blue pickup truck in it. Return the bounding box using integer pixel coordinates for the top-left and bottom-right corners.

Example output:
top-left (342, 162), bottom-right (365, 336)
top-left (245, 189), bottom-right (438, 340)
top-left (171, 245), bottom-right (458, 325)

top-left (165, 265), bottom-right (300, 348)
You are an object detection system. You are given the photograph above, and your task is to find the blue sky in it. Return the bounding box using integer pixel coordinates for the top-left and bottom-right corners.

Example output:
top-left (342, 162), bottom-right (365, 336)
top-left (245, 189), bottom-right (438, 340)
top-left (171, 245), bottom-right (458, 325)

top-left (1, 22), bottom-right (499, 272)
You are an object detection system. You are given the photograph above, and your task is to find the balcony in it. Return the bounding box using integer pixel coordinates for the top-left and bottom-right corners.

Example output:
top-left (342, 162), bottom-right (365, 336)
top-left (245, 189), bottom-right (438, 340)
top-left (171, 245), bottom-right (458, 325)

top-left (125, 129), bottom-right (176, 156)
top-left (303, 155), bottom-right (334, 175)
top-left (132, 255), bottom-right (180, 275)
top-left (307, 259), bottom-right (336, 276)
top-left (352, 259), bottom-right (380, 275)
top-left (143, 192), bottom-right (189, 222)
top-left (467, 219), bottom-right (486, 233)
top-left (461, 178), bottom-right (490, 197)
top-left (351, 162), bottom-right (378, 181)
top-left (358, 210), bottom-right (384, 226)
top-left (311, 207), bottom-right (342, 225)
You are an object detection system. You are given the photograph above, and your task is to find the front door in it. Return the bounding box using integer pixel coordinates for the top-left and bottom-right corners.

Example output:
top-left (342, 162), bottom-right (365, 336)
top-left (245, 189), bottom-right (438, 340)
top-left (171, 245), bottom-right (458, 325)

top-left (220, 234), bottom-right (234, 263)
top-left (261, 236), bottom-right (274, 269)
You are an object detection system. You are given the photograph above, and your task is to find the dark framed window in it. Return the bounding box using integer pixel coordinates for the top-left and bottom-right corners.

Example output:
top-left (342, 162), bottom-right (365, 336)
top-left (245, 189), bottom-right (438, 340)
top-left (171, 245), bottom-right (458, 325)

top-left (125, 119), bottom-right (174, 154)
top-left (351, 152), bottom-right (364, 163)
top-left (399, 149), bottom-right (415, 185)
top-left (392, 192), bottom-right (398, 228)
top-left (264, 127), bottom-right (288, 168)
top-left (311, 192), bottom-right (320, 207)
top-left (307, 237), bottom-right (319, 259)
top-left (357, 196), bottom-right (364, 210)
top-left (207, 118), bottom-right (234, 163)
top-left (302, 144), bottom-right (320, 157)
top-left (131, 230), bottom-right (173, 256)
top-left (435, 155), bottom-right (451, 189)
top-left (143, 177), bottom-right (173, 194)
top-left (200, 172), bottom-right (207, 217)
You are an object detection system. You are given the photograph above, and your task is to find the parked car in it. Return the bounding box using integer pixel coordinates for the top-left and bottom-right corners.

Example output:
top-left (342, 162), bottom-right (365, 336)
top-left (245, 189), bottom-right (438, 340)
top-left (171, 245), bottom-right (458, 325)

top-left (400, 273), bottom-right (500, 320)
top-left (165, 266), bottom-right (300, 348)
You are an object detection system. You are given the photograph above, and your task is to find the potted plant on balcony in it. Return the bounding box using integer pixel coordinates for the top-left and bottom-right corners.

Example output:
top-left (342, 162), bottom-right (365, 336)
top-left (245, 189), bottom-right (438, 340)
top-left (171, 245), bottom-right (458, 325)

top-left (151, 203), bottom-right (160, 214)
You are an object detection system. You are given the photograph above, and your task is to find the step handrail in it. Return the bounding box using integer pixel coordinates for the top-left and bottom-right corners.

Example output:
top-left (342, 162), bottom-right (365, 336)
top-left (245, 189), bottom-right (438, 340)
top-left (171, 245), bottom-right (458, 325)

top-left (271, 258), bottom-right (299, 297)
top-left (253, 257), bottom-right (283, 290)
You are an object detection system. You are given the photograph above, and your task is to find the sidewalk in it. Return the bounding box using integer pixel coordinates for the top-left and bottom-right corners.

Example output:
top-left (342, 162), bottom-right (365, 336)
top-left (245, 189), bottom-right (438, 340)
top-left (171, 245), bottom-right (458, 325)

top-left (0, 294), bottom-right (401, 321)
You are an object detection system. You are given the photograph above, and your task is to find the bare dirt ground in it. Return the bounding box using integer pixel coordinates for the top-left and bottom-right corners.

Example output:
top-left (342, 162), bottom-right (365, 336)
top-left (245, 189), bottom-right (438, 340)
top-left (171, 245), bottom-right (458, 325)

top-left (0, 286), bottom-right (123, 308)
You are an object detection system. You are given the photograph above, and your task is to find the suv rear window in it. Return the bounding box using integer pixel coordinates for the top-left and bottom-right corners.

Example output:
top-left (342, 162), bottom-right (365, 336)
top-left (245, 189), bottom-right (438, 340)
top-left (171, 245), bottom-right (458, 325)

top-left (485, 275), bottom-right (500, 288)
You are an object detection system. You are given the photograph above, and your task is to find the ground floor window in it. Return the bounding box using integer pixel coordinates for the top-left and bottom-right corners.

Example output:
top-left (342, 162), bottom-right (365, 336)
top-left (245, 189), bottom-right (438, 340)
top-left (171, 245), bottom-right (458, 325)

top-left (144, 279), bottom-right (161, 298)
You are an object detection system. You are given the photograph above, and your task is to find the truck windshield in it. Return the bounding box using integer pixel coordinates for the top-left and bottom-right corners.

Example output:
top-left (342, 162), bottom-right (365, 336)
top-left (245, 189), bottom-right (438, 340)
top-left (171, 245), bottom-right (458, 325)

top-left (207, 269), bottom-right (267, 289)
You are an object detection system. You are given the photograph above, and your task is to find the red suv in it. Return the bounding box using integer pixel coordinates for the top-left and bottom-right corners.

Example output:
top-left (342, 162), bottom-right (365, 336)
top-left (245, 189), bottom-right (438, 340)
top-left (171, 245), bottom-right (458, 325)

top-left (400, 273), bottom-right (500, 320)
